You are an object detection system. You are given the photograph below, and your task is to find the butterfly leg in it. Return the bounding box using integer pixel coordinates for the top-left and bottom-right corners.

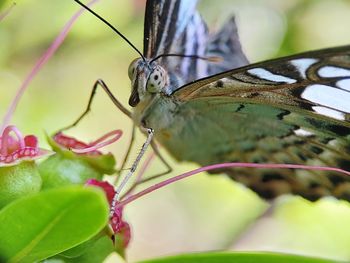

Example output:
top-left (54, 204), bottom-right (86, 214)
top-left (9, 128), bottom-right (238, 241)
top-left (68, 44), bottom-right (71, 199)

top-left (57, 79), bottom-right (138, 177)
top-left (113, 124), bottom-right (136, 185)
top-left (59, 79), bottom-right (131, 132)
top-left (56, 79), bottom-right (172, 195)
top-left (141, 140), bottom-right (173, 183)
top-left (114, 127), bottom-right (154, 200)
top-left (121, 140), bottom-right (173, 198)
top-left (110, 128), bottom-right (154, 215)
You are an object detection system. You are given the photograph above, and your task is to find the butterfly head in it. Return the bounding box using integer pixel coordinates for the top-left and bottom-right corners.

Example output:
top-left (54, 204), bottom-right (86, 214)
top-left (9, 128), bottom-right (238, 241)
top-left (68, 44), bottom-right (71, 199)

top-left (128, 58), bottom-right (169, 107)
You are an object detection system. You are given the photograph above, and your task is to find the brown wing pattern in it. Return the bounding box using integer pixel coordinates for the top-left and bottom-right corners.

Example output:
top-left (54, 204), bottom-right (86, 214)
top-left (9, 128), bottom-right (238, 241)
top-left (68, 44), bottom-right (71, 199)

top-left (171, 46), bottom-right (350, 200)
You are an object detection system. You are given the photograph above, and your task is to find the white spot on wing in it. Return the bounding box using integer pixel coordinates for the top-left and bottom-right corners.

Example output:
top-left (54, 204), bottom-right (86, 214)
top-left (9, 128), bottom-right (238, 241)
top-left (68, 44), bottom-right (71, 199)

top-left (318, 66), bottom-right (350, 78)
top-left (294, 128), bottom-right (314, 137)
top-left (247, 68), bottom-right (297, 84)
top-left (312, 106), bottom-right (345, 120)
top-left (290, 58), bottom-right (318, 79)
top-left (302, 84), bottom-right (350, 113)
top-left (336, 79), bottom-right (350, 91)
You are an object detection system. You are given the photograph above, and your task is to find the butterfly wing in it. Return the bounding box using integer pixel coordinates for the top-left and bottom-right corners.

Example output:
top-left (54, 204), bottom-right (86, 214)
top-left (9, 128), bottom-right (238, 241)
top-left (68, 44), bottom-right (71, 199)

top-left (143, 0), bottom-right (198, 58)
top-left (158, 46), bottom-right (350, 200)
top-left (206, 17), bottom-right (249, 75)
top-left (143, 0), bottom-right (248, 91)
top-left (177, 16), bottom-right (249, 84)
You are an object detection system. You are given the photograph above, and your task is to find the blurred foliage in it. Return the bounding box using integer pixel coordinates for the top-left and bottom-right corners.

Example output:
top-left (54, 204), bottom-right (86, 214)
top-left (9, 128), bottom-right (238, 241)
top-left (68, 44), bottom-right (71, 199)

top-left (138, 252), bottom-right (345, 263)
top-left (1, 0), bottom-right (350, 262)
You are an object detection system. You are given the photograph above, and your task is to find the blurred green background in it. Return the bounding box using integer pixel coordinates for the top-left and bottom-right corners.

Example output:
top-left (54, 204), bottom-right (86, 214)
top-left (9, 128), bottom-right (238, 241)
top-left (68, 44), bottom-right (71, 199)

top-left (1, 0), bottom-right (350, 262)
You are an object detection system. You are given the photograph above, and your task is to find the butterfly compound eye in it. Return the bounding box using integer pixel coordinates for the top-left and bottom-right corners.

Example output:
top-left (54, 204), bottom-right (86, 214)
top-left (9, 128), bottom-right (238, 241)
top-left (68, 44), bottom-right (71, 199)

top-left (147, 66), bottom-right (167, 93)
top-left (128, 59), bottom-right (138, 80)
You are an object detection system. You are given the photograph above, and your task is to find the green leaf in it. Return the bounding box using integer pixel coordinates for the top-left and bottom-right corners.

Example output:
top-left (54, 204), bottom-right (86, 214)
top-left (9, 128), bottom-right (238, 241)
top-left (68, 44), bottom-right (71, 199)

top-left (0, 186), bottom-right (109, 263)
top-left (0, 161), bottom-right (42, 208)
top-left (81, 153), bottom-right (116, 175)
top-left (138, 252), bottom-right (345, 263)
top-left (58, 235), bottom-right (99, 258)
top-left (39, 155), bottom-right (103, 189)
top-left (49, 235), bottom-right (115, 263)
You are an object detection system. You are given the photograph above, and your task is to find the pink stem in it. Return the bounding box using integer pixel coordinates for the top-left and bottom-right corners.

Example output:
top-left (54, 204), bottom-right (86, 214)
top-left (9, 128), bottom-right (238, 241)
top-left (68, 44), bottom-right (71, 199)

top-left (72, 129), bottom-right (123, 153)
top-left (0, 0), bottom-right (100, 133)
top-left (0, 3), bottom-right (16, 22)
top-left (116, 162), bottom-right (350, 208)
top-left (90, 129), bottom-right (122, 146)
top-left (0, 125), bottom-right (25, 155)
top-left (135, 153), bottom-right (156, 184)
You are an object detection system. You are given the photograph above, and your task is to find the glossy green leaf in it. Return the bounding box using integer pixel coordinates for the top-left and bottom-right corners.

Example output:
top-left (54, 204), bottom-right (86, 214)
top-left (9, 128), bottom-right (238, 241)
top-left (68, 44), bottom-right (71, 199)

top-left (0, 161), bottom-right (42, 208)
top-left (39, 155), bottom-right (103, 189)
top-left (0, 186), bottom-right (109, 263)
top-left (138, 252), bottom-right (345, 263)
top-left (58, 235), bottom-right (99, 258)
top-left (50, 235), bottom-right (115, 263)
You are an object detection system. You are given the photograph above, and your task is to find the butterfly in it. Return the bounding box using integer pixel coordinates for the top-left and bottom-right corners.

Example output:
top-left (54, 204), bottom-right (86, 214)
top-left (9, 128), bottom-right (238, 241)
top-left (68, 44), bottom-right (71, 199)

top-left (125, 0), bottom-right (350, 202)
top-left (74, 0), bottom-right (350, 202)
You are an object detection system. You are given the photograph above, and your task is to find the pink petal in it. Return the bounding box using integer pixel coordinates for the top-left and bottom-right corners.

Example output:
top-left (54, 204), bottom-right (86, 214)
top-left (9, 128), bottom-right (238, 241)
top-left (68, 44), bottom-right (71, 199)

top-left (85, 179), bottom-right (115, 204)
top-left (24, 135), bottom-right (38, 148)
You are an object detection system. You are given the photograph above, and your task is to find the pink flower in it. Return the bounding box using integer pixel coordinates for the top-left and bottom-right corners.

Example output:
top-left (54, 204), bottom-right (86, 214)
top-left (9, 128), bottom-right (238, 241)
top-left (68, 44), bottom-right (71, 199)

top-left (53, 130), bottom-right (122, 156)
top-left (86, 179), bottom-right (131, 248)
top-left (110, 209), bottom-right (131, 248)
top-left (0, 125), bottom-right (51, 166)
top-left (54, 132), bottom-right (101, 155)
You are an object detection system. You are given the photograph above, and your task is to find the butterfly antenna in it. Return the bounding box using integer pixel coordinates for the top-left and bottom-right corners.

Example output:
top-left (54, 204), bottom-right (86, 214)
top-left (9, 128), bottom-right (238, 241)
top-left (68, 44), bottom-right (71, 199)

top-left (73, 0), bottom-right (145, 61)
top-left (150, 53), bottom-right (222, 64)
